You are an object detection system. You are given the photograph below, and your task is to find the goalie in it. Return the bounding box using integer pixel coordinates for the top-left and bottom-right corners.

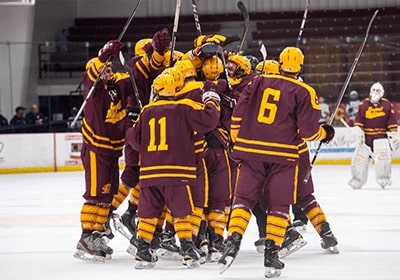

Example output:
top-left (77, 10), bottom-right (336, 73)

top-left (349, 82), bottom-right (399, 189)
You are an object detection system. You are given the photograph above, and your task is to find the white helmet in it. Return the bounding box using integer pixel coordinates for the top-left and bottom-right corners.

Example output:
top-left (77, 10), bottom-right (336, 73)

top-left (369, 82), bottom-right (384, 104)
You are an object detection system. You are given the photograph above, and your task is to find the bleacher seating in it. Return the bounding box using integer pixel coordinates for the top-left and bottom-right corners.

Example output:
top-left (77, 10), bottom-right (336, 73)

top-left (39, 6), bottom-right (400, 103)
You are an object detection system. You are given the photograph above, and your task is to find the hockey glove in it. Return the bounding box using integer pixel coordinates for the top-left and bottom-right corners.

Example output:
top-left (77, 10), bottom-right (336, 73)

top-left (192, 43), bottom-right (219, 59)
top-left (351, 126), bottom-right (365, 145)
top-left (152, 28), bottom-right (171, 54)
top-left (194, 34), bottom-right (227, 48)
top-left (98, 40), bottom-right (123, 62)
top-left (202, 90), bottom-right (221, 104)
top-left (387, 131), bottom-right (400, 151)
top-left (127, 107), bottom-right (140, 123)
top-left (320, 124), bottom-right (335, 144)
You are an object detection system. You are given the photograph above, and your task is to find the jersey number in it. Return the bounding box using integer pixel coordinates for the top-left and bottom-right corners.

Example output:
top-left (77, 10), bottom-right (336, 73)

top-left (147, 117), bottom-right (168, 152)
top-left (257, 88), bottom-right (281, 124)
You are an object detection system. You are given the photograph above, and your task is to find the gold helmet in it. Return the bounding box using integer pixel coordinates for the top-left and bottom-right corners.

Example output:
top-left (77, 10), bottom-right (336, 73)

top-left (279, 47), bottom-right (304, 73)
top-left (162, 67), bottom-right (185, 91)
top-left (163, 50), bottom-right (184, 68)
top-left (174, 59), bottom-right (197, 79)
top-left (227, 54), bottom-right (251, 77)
top-left (153, 72), bottom-right (176, 97)
top-left (202, 56), bottom-right (224, 80)
top-left (256, 60), bottom-right (280, 75)
top-left (134, 38), bottom-right (152, 56)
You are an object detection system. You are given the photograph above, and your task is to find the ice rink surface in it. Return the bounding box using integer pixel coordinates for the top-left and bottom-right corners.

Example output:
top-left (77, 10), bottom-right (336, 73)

top-left (1, 164), bottom-right (399, 280)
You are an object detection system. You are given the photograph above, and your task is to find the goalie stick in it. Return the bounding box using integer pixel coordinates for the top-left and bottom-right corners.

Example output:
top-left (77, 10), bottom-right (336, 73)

top-left (170, 0), bottom-right (182, 67)
top-left (303, 9), bottom-right (379, 183)
top-left (237, 0), bottom-right (249, 53)
top-left (70, 0), bottom-right (142, 128)
top-left (296, 0), bottom-right (310, 48)
top-left (191, 0), bottom-right (202, 36)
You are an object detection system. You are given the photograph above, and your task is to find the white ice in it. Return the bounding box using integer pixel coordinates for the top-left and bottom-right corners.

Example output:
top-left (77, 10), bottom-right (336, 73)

top-left (1, 164), bottom-right (400, 280)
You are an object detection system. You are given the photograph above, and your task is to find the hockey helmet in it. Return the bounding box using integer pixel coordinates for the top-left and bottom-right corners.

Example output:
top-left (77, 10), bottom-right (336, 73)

top-left (202, 56), bottom-right (224, 80)
top-left (174, 59), bottom-right (197, 79)
top-left (153, 72), bottom-right (176, 97)
top-left (162, 67), bottom-right (185, 91)
top-left (245, 55), bottom-right (259, 71)
top-left (279, 47), bottom-right (304, 74)
top-left (163, 50), bottom-right (184, 68)
top-left (256, 60), bottom-right (280, 75)
top-left (134, 38), bottom-right (152, 56)
top-left (227, 54), bottom-right (251, 77)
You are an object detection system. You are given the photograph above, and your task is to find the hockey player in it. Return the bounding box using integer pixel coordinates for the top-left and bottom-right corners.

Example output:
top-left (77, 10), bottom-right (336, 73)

top-left (255, 59), bottom-right (280, 75)
top-left (125, 71), bottom-right (221, 269)
top-left (73, 39), bottom-right (132, 262)
top-left (218, 47), bottom-right (335, 278)
top-left (349, 82), bottom-right (399, 189)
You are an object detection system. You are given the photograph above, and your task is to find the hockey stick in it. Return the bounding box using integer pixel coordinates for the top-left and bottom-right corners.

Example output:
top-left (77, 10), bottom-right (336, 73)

top-left (237, 0), bottom-right (250, 53)
top-left (303, 9), bottom-right (379, 183)
top-left (296, 0), bottom-right (310, 48)
top-left (70, 0), bottom-right (142, 128)
top-left (170, 0), bottom-right (182, 67)
top-left (119, 52), bottom-right (143, 109)
top-left (191, 0), bottom-right (202, 36)
top-left (258, 41), bottom-right (267, 74)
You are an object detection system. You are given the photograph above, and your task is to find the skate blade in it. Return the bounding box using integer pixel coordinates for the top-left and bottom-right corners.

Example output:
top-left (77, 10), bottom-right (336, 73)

top-left (156, 248), bottom-right (182, 260)
top-left (135, 260), bottom-right (156, 269)
top-left (278, 239), bottom-right (308, 259)
top-left (218, 256), bottom-right (234, 274)
top-left (327, 245), bottom-right (339, 254)
top-left (126, 244), bottom-right (137, 257)
top-left (265, 266), bottom-right (282, 278)
top-left (207, 251), bottom-right (222, 262)
top-left (73, 249), bottom-right (105, 262)
top-left (182, 258), bottom-right (201, 269)
top-left (112, 216), bottom-right (133, 240)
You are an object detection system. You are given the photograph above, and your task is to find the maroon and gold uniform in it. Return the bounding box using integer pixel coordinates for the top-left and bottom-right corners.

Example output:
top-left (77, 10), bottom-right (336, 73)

top-left (354, 97), bottom-right (398, 148)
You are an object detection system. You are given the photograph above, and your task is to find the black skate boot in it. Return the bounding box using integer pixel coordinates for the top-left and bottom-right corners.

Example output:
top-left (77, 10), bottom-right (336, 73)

top-left (218, 232), bottom-right (242, 274)
top-left (135, 238), bottom-right (158, 269)
top-left (120, 209), bottom-right (138, 237)
top-left (103, 211), bottom-right (115, 242)
top-left (207, 227), bottom-right (225, 262)
top-left (254, 237), bottom-right (266, 254)
top-left (264, 239), bottom-right (285, 278)
top-left (73, 232), bottom-right (106, 262)
top-left (278, 226), bottom-right (307, 258)
top-left (180, 239), bottom-right (202, 268)
top-left (158, 231), bottom-right (181, 259)
top-left (320, 222), bottom-right (339, 254)
top-left (195, 220), bottom-right (209, 257)
top-left (292, 219), bottom-right (307, 232)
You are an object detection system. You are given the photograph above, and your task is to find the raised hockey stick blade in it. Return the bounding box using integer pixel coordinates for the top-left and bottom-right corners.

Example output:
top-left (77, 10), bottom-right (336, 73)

top-left (296, 0), bottom-right (310, 48)
top-left (303, 9), bottom-right (379, 183)
top-left (170, 0), bottom-right (182, 67)
top-left (258, 41), bottom-right (267, 74)
top-left (191, 0), bottom-right (202, 36)
top-left (70, 0), bottom-right (143, 128)
top-left (237, 0), bottom-right (250, 52)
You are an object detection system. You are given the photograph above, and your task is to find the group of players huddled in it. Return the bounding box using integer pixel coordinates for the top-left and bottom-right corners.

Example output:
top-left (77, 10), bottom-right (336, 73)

top-left (73, 26), bottom-right (353, 278)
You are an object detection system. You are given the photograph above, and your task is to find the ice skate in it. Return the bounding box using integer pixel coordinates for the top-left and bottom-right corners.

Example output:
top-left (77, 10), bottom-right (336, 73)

top-left (73, 232), bottom-right (109, 262)
top-left (292, 219), bottom-right (307, 232)
top-left (180, 239), bottom-right (202, 268)
top-left (320, 222), bottom-right (339, 254)
top-left (278, 227), bottom-right (307, 258)
top-left (207, 228), bottom-right (225, 262)
top-left (135, 238), bottom-right (158, 269)
top-left (120, 209), bottom-right (138, 237)
top-left (126, 235), bottom-right (138, 257)
top-left (157, 231), bottom-right (182, 260)
top-left (218, 232), bottom-right (242, 274)
top-left (111, 212), bottom-right (133, 240)
top-left (254, 237), bottom-right (265, 254)
top-left (264, 239), bottom-right (284, 278)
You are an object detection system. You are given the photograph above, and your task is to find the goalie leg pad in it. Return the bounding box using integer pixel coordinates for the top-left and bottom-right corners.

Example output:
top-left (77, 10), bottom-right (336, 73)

top-left (349, 144), bottom-right (371, 189)
top-left (373, 138), bottom-right (392, 188)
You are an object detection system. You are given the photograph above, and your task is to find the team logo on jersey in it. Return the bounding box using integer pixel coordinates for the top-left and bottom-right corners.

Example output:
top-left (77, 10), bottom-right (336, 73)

top-left (365, 106), bottom-right (385, 119)
top-left (105, 101), bottom-right (127, 124)
top-left (102, 183), bottom-right (111, 194)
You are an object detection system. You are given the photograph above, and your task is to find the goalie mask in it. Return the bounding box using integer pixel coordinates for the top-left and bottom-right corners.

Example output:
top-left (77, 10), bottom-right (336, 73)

top-left (369, 82), bottom-right (384, 104)
top-left (279, 47), bottom-right (304, 74)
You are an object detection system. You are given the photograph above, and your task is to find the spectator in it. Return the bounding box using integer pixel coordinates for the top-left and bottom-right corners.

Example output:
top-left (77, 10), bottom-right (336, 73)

top-left (56, 29), bottom-right (68, 53)
top-left (345, 90), bottom-right (360, 125)
top-left (25, 104), bottom-right (49, 132)
top-left (318, 96), bottom-right (330, 124)
top-left (10, 106), bottom-right (27, 133)
top-left (0, 113), bottom-right (8, 127)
